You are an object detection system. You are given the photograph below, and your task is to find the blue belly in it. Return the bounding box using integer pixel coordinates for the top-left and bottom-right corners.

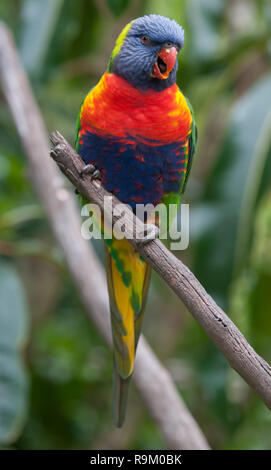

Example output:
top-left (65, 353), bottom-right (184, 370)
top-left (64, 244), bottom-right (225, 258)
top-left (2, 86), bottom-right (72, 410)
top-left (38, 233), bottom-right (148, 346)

top-left (78, 129), bottom-right (187, 211)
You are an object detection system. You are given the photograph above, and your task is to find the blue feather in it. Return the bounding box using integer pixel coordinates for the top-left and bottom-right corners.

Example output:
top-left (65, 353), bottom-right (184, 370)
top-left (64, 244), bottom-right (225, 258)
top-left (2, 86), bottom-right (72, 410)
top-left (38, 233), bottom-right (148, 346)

top-left (78, 128), bottom-right (187, 210)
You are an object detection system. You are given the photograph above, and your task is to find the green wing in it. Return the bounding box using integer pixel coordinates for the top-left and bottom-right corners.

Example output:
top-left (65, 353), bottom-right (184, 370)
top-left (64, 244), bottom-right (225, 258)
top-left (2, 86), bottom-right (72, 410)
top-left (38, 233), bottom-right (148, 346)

top-left (181, 97), bottom-right (197, 194)
top-left (74, 86), bottom-right (94, 152)
top-left (75, 109), bottom-right (82, 152)
top-left (75, 96), bottom-right (88, 153)
top-left (161, 98), bottom-right (197, 234)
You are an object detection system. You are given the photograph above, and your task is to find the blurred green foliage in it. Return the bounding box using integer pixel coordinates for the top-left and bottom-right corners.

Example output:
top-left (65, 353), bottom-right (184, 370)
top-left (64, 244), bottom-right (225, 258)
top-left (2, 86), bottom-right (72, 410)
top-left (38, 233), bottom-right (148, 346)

top-left (0, 0), bottom-right (271, 450)
top-left (0, 263), bottom-right (28, 445)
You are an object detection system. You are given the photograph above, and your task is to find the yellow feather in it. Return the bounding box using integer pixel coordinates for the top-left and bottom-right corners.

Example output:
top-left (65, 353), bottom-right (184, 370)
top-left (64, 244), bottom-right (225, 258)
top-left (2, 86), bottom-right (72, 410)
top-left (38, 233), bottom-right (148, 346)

top-left (106, 238), bottom-right (150, 379)
top-left (111, 257), bottom-right (135, 377)
top-left (111, 21), bottom-right (134, 61)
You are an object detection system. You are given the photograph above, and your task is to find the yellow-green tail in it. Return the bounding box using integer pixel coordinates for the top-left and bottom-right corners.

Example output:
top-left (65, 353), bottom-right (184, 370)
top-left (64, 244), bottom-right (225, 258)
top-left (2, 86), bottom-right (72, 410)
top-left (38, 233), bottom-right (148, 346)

top-left (105, 238), bottom-right (151, 427)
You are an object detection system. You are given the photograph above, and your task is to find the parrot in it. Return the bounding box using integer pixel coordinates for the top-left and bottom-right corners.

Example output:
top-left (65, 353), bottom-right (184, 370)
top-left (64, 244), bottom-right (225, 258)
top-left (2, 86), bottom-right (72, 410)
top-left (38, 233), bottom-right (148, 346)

top-left (75, 14), bottom-right (197, 427)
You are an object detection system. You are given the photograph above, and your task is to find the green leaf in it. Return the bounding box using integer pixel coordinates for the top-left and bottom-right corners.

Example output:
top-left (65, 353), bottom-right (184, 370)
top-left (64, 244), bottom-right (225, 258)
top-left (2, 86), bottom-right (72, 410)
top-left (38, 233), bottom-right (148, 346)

top-left (186, 0), bottom-right (225, 62)
top-left (192, 72), bottom-right (271, 304)
top-left (106, 0), bottom-right (130, 17)
top-left (230, 194), bottom-right (271, 357)
top-left (0, 263), bottom-right (29, 445)
top-left (0, 205), bottom-right (43, 230)
top-left (19, 0), bottom-right (64, 77)
top-left (251, 193), bottom-right (271, 275)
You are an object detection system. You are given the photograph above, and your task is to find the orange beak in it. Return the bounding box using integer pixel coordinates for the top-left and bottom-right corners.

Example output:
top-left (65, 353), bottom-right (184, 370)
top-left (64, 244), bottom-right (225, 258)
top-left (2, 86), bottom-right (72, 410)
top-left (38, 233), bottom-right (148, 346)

top-left (151, 47), bottom-right (178, 80)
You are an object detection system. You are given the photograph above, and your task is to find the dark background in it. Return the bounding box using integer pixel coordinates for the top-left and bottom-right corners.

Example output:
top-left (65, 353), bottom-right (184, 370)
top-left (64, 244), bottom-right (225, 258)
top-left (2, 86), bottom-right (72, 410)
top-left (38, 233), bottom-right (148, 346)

top-left (0, 0), bottom-right (271, 450)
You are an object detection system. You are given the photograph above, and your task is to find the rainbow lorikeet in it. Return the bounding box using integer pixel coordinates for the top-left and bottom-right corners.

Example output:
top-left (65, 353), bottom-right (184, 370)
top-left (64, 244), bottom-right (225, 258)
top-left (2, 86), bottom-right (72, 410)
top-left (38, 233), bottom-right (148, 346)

top-left (75, 14), bottom-right (197, 427)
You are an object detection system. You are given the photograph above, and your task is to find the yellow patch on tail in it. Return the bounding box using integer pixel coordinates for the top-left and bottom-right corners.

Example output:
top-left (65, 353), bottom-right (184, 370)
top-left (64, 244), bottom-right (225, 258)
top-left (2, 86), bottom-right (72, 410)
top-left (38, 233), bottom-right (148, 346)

top-left (106, 238), bottom-right (150, 379)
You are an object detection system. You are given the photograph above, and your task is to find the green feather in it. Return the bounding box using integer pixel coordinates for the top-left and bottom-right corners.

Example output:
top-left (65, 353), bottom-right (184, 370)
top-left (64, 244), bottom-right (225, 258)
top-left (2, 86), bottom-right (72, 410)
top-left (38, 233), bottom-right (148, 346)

top-left (181, 97), bottom-right (197, 194)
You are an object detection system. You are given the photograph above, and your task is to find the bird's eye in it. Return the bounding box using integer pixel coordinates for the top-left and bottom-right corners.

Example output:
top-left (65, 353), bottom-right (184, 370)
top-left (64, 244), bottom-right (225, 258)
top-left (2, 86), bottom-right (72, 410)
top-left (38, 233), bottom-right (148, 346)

top-left (141, 35), bottom-right (150, 45)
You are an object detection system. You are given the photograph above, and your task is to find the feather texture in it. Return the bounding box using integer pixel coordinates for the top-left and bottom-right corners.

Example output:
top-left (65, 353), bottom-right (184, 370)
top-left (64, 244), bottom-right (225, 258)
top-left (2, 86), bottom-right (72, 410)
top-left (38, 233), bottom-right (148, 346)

top-left (75, 14), bottom-right (197, 427)
top-left (105, 238), bottom-right (151, 426)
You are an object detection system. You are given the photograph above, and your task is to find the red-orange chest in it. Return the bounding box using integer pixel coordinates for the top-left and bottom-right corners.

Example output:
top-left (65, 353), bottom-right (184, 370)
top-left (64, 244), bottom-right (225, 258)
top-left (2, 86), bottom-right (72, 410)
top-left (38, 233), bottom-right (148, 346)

top-left (79, 73), bottom-right (192, 145)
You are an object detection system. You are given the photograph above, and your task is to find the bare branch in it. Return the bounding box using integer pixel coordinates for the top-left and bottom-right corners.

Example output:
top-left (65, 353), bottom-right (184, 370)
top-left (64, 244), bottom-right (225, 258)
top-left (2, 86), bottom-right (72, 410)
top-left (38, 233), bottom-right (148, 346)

top-left (0, 21), bottom-right (210, 450)
top-left (49, 129), bottom-right (271, 414)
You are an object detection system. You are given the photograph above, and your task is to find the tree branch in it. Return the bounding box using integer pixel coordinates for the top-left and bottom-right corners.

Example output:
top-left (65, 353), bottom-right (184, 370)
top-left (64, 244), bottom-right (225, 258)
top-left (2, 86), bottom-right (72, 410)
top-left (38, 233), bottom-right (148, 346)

top-left (49, 130), bottom-right (271, 413)
top-left (0, 22), bottom-right (210, 450)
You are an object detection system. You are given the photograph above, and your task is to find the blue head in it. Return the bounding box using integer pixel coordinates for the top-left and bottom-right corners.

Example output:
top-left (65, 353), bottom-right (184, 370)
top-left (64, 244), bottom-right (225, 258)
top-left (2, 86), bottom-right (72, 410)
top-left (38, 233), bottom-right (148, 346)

top-left (108, 15), bottom-right (185, 91)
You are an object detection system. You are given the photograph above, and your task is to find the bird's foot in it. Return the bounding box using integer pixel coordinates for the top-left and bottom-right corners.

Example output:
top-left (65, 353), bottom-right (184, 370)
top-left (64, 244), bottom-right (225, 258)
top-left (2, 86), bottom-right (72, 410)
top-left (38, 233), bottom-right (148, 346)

top-left (80, 163), bottom-right (101, 180)
top-left (137, 224), bottom-right (160, 246)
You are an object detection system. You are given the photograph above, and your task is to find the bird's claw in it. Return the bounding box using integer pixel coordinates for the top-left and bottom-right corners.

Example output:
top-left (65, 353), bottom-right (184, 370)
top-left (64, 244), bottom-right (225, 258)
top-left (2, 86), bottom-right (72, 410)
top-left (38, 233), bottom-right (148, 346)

top-left (91, 169), bottom-right (101, 180)
top-left (80, 164), bottom-right (101, 180)
top-left (137, 224), bottom-right (160, 246)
